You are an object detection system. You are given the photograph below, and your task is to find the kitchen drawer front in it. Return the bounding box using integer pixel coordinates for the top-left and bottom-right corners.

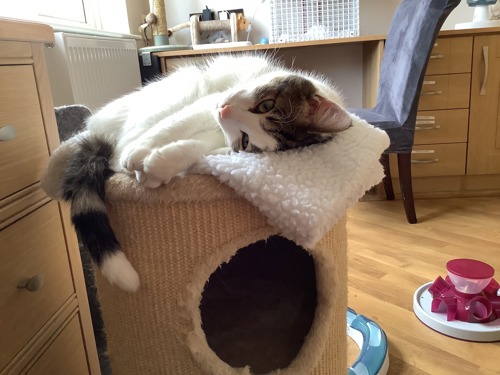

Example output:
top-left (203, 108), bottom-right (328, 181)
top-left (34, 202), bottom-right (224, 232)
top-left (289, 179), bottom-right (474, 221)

top-left (414, 109), bottom-right (469, 145)
top-left (418, 73), bottom-right (471, 111)
top-left (0, 41), bottom-right (32, 59)
top-left (26, 314), bottom-right (89, 375)
top-left (0, 201), bottom-right (75, 370)
top-left (391, 143), bottom-right (467, 178)
top-left (426, 37), bottom-right (473, 75)
top-left (0, 65), bottom-right (50, 200)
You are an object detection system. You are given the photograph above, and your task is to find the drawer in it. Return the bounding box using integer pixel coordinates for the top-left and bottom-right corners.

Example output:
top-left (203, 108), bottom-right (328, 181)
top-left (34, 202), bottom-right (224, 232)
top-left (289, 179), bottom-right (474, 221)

top-left (414, 109), bottom-right (469, 145)
top-left (390, 143), bottom-right (467, 177)
top-left (26, 315), bottom-right (89, 375)
top-left (418, 73), bottom-right (470, 111)
top-left (426, 37), bottom-right (473, 75)
top-left (0, 201), bottom-right (75, 370)
top-left (0, 65), bottom-right (50, 200)
top-left (0, 41), bottom-right (32, 59)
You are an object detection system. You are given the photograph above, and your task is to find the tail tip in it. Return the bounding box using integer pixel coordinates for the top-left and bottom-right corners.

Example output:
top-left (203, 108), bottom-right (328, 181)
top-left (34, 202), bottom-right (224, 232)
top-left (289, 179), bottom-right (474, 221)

top-left (100, 252), bottom-right (140, 292)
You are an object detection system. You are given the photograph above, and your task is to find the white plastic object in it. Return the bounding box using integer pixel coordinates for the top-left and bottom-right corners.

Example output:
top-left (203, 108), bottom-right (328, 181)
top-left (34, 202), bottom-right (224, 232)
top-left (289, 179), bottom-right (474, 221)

top-left (448, 272), bottom-right (492, 294)
top-left (473, 5), bottom-right (490, 22)
top-left (0, 125), bottom-right (16, 141)
top-left (455, 4), bottom-right (500, 29)
top-left (413, 282), bottom-right (500, 342)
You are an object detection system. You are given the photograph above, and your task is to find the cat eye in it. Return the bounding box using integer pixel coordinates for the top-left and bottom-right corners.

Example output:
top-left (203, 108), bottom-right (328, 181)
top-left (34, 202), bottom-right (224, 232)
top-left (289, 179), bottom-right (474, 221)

top-left (241, 132), bottom-right (249, 150)
top-left (256, 99), bottom-right (275, 114)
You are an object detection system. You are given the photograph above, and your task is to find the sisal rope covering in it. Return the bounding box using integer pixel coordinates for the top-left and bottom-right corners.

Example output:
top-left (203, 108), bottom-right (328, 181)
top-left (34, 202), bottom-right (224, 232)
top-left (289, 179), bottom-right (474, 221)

top-left (95, 174), bottom-right (347, 374)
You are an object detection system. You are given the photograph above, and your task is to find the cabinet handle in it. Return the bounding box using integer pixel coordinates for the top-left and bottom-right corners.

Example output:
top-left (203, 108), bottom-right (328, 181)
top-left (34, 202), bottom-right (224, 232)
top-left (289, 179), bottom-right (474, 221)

top-left (415, 124), bottom-right (441, 130)
top-left (429, 54), bottom-right (444, 59)
top-left (421, 91), bottom-right (442, 96)
top-left (411, 158), bottom-right (440, 164)
top-left (480, 46), bottom-right (489, 96)
top-left (416, 116), bottom-right (436, 126)
top-left (0, 125), bottom-right (16, 141)
top-left (17, 274), bottom-right (44, 292)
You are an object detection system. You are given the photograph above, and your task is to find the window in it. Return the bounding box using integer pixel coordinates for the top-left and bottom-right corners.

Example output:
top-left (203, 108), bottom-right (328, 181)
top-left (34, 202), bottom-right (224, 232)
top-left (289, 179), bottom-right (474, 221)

top-left (0, 0), bottom-right (139, 34)
top-left (0, 0), bottom-right (102, 28)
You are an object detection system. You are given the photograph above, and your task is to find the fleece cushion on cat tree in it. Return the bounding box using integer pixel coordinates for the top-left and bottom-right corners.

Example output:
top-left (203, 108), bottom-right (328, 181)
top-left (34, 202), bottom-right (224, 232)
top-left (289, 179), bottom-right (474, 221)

top-left (92, 115), bottom-right (388, 374)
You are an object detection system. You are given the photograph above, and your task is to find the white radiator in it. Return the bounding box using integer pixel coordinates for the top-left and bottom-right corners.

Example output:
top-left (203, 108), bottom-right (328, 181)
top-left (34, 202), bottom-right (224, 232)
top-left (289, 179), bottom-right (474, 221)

top-left (45, 32), bottom-right (142, 112)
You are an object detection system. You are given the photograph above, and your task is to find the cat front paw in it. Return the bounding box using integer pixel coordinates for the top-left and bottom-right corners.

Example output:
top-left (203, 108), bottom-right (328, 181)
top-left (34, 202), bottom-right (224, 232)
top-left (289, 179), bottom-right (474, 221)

top-left (120, 146), bottom-right (168, 188)
top-left (120, 145), bottom-right (150, 172)
top-left (120, 144), bottom-right (187, 188)
top-left (134, 170), bottom-right (164, 189)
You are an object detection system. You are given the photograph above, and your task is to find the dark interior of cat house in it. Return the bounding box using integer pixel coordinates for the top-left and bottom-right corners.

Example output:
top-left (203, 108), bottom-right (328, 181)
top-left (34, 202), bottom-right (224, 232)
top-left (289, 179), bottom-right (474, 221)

top-left (200, 236), bottom-right (318, 374)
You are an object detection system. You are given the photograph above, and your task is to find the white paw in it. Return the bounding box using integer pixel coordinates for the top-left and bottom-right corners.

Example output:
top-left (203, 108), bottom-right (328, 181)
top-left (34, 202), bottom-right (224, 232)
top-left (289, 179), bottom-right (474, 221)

top-left (120, 145), bottom-right (151, 172)
top-left (142, 147), bottom-right (184, 184)
top-left (120, 144), bottom-right (182, 187)
top-left (100, 251), bottom-right (140, 292)
top-left (135, 170), bottom-right (163, 189)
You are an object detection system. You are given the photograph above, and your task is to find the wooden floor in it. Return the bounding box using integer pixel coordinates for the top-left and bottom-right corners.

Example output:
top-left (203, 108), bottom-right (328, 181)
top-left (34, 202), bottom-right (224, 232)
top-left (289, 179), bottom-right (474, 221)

top-left (347, 196), bottom-right (500, 375)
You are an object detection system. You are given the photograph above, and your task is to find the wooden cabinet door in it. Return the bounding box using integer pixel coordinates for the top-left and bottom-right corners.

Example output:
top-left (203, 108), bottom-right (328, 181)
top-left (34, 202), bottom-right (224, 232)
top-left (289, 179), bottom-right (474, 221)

top-left (467, 35), bottom-right (500, 175)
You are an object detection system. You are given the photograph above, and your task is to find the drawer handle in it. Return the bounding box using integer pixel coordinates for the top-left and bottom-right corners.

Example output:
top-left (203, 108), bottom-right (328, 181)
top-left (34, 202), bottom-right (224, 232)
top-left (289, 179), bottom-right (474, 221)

top-left (416, 117), bottom-right (436, 125)
top-left (415, 124), bottom-right (441, 130)
top-left (421, 91), bottom-right (442, 96)
top-left (411, 158), bottom-right (440, 164)
top-left (429, 54), bottom-right (444, 59)
top-left (480, 45), bottom-right (489, 96)
top-left (17, 274), bottom-right (44, 292)
top-left (423, 80), bottom-right (436, 85)
top-left (0, 125), bottom-right (16, 141)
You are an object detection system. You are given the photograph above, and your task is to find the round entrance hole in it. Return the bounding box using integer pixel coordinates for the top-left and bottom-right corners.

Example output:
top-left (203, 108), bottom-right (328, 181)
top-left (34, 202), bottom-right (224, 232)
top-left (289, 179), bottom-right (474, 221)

top-left (200, 236), bottom-right (317, 374)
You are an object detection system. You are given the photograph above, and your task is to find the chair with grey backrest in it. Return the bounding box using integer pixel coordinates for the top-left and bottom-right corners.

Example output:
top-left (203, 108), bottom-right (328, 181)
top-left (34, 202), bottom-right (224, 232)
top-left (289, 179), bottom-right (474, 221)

top-left (349, 0), bottom-right (461, 223)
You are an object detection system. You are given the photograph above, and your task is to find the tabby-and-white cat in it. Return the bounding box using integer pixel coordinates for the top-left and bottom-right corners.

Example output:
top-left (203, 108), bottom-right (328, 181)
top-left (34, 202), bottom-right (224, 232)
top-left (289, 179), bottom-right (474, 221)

top-left (42, 54), bottom-right (352, 292)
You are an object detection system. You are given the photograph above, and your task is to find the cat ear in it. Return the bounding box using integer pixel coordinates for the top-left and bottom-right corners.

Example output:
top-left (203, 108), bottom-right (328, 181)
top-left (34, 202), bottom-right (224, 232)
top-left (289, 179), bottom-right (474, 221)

top-left (309, 95), bottom-right (351, 133)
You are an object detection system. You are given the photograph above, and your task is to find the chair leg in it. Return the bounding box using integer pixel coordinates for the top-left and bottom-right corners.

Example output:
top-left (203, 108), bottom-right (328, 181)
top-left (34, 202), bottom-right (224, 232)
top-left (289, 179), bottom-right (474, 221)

top-left (380, 154), bottom-right (395, 200)
top-left (397, 153), bottom-right (417, 224)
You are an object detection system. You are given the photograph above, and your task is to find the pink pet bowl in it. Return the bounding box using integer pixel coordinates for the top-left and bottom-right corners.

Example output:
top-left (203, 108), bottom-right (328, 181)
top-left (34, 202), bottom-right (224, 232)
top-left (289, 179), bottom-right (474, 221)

top-left (413, 259), bottom-right (500, 342)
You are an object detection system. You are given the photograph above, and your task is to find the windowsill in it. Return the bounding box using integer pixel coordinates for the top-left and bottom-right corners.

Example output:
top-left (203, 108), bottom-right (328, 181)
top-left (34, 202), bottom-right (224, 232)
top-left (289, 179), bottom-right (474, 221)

top-left (50, 22), bottom-right (141, 40)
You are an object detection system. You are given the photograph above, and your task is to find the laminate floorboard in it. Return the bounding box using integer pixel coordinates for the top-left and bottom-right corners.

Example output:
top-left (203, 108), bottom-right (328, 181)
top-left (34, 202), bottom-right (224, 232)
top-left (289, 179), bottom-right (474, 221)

top-left (347, 197), bottom-right (500, 375)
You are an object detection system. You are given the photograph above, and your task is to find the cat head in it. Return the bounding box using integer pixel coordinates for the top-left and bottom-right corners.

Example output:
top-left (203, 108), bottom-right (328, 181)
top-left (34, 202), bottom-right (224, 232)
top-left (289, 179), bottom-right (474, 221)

top-left (216, 73), bottom-right (352, 152)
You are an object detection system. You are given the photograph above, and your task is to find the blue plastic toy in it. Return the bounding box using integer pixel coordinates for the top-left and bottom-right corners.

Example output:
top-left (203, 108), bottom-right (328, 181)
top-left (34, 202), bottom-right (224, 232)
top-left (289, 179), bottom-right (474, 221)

top-left (347, 308), bottom-right (389, 375)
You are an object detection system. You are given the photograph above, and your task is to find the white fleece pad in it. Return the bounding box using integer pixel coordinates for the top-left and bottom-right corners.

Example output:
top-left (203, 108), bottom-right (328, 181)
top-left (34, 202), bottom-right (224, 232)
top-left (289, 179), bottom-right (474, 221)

top-left (195, 115), bottom-right (390, 248)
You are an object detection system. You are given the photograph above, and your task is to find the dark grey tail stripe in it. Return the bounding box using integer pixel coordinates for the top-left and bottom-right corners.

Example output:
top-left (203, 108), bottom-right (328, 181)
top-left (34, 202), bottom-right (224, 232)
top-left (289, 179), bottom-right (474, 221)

top-left (72, 212), bottom-right (120, 265)
top-left (61, 136), bottom-right (118, 266)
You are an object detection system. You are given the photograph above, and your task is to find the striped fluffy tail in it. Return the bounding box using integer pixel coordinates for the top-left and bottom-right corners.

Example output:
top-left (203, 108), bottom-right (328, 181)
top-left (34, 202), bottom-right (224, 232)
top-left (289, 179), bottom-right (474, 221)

top-left (62, 135), bottom-right (140, 292)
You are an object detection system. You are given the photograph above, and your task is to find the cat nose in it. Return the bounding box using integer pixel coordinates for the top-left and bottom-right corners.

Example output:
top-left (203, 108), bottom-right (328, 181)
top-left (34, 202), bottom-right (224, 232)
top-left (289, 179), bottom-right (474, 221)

top-left (219, 105), bottom-right (232, 120)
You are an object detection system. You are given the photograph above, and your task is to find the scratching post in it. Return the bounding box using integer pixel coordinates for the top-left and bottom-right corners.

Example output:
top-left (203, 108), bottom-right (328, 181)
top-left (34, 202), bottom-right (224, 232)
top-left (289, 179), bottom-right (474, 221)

top-left (190, 13), bottom-right (238, 44)
top-left (95, 174), bottom-right (347, 375)
top-left (152, 0), bottom-right (169, 45)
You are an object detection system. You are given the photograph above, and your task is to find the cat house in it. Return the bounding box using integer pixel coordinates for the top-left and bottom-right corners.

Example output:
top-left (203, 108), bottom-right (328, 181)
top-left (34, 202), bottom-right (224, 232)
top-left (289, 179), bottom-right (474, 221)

top-left (93, 114), bottom-right (388, 374)
top-left (95, 174), bottom-right (347, 374)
